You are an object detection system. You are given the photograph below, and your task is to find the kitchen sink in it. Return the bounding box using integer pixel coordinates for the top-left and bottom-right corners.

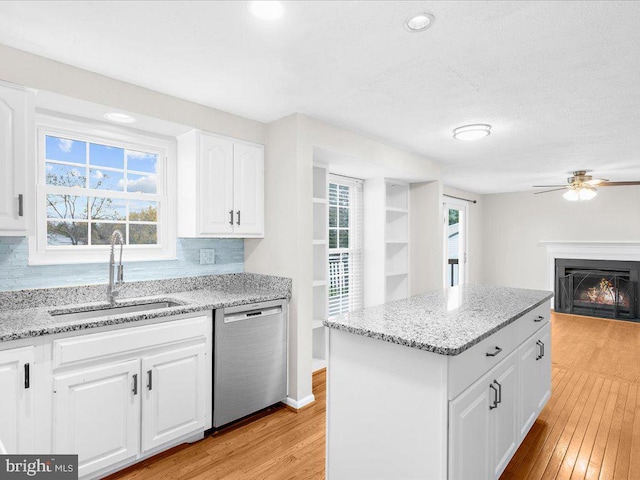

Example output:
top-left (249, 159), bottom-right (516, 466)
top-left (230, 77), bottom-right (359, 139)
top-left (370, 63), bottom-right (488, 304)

top-left (48, 301), bottom-right (183, 321)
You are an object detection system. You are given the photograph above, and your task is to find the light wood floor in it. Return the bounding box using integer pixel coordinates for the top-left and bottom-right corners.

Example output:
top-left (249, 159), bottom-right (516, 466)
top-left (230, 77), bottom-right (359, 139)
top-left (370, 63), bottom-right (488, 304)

top-left (108, 312), bottom-right (640, 480)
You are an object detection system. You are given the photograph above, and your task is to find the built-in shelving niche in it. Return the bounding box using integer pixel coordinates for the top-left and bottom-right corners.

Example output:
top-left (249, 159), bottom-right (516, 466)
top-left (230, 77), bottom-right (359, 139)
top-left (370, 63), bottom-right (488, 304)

top-left (312, 164), bottom-right (328, 372)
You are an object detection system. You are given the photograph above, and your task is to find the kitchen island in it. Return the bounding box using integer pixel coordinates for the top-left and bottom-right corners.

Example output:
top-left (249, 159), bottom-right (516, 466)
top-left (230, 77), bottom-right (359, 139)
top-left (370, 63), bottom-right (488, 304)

top-left (323, 284), bottom-right (553, 480)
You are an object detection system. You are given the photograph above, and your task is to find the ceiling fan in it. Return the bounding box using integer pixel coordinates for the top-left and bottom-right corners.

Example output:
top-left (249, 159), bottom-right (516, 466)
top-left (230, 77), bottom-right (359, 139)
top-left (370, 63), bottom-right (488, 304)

top-left (533, 170), bottom-right (640, 201)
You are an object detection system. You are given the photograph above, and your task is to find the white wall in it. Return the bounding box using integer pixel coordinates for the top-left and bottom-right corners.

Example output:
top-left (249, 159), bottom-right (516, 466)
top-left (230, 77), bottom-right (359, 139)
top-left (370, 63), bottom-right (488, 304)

top-left (0, 44), bottom-right (265, 144)
top-left (443, 186), bottom-right (484, 285)
top-left (244, 114), bottom-right (314, 406)
top-left (410, 181), bottom-right (444, 293)
top-left (482, 186), bottom-right (640, 290)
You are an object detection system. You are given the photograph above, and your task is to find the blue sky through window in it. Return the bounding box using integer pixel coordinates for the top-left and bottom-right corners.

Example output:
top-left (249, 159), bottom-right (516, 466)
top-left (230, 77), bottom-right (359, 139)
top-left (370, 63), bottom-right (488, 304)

top-left (45, 136), bottom-right (86, 164)
top-left (127, 150), bottom-right (157, 173)
top-left (90, 143), bottom-right (124, 169)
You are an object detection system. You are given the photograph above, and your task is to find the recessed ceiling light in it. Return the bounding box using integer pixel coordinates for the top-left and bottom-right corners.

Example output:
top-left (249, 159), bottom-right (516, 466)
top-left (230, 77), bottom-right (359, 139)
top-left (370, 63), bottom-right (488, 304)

top-left (248, 1), bottom-right (284, 22)
top-left (104, 112), bottom-right (136, 124)
top-left (404, 13), bottom-right (435, 32)
top-left (452, 124), bottom-right (491, 141)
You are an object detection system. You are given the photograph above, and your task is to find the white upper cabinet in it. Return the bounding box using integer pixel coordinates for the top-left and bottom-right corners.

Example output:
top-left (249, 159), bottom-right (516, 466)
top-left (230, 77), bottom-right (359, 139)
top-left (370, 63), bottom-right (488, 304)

top-left (177, 130), bottom-right (264, 238)
top-left (0, 83), bottom-right (33, 235)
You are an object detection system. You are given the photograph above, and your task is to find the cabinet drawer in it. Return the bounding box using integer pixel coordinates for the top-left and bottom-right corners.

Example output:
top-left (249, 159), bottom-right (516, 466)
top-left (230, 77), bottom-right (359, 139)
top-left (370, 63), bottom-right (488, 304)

top-left (516, 302), bottom-right (550, 346)
top-left (448, 319), bottom-right (519, 400)
top-left (53, 315), bottom-right (209, 369)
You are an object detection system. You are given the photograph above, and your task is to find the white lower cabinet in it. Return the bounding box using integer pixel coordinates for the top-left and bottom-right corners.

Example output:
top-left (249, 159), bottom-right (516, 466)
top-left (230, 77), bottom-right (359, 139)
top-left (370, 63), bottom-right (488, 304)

top-left (141, 343), bottom-right (208, 452)
top-left (0, 346), bottom-right (35, 454)
top-left (449, 350), bottom-right (518, 480)
top-left (53, 359), bottom-right (140, 478)
top-left (518, 322), bottom-right (552, 437)
top-left (450, 318), bottom-right (552, 480)
top-left (49, 313), bottom-right (212, 479)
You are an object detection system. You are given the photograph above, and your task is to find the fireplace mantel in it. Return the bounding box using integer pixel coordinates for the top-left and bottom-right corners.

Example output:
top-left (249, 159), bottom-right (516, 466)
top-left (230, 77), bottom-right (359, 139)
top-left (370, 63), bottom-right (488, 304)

top-left (540, 241), bottom-right (640, 291)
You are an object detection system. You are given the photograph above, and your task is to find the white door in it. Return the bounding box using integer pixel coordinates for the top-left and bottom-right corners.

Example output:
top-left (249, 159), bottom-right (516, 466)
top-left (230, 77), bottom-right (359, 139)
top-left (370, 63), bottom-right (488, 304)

top-left (535, 324), bottom-right (552, 411)
top-left (233, 142), bottom-right (264, 236)
top-left (0, 346), bottom-right (34, 454)
top-left (0, 84), bottom-right (29, 234)
top-left (444, 202), bottom-right (467, 287)
top-left (449, 373), bottom-right (492, 480)
top-left (199, 133), bottom-right (234, 235)
top-left (518, 334), bottom-right (540, 438)
top-left (491, 350), bottom-right (519, 479)
top-left (53, 359), bottom-right (140, 478)
top-left (141, 343), bottom-right (208, 453)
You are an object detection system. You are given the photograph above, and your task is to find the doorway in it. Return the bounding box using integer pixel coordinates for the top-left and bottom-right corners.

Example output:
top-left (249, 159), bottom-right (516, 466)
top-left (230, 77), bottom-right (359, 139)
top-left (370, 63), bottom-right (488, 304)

top-left (444, 202), bottom-right (467, 287)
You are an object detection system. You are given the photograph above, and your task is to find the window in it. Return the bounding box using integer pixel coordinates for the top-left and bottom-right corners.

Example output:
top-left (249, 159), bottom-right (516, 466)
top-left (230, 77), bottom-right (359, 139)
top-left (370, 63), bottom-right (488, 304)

top-left (30, 115), bottom-right (175, 264)
top-left (328, 176), bottom-right (363, 316)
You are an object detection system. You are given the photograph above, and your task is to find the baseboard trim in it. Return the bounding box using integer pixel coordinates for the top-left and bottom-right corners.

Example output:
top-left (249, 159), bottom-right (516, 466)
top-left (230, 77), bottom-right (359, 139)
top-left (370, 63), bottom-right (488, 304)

top-left (285, 394), bottom-right (315, 410)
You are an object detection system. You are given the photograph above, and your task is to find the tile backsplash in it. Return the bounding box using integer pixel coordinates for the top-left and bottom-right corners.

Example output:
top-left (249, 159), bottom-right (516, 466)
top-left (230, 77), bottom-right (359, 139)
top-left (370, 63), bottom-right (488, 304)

top-left (0, 237), bottom-right (244, 291)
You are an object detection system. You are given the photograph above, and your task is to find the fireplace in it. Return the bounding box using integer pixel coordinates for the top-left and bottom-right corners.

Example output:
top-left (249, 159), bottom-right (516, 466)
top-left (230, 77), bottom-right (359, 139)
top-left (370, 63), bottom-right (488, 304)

top-left (555, 259), bottom-right (640, 321)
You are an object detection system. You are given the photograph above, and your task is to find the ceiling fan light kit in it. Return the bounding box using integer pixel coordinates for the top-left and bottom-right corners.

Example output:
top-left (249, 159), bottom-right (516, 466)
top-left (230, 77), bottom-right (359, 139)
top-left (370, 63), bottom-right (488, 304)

top-left (534, 170), bottom-right (640, 201)
top-left (563, 185), bottom-right (597, 202)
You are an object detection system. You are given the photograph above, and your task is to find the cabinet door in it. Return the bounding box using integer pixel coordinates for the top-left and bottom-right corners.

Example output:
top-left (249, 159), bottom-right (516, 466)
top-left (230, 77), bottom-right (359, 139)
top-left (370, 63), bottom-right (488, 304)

top-left (141, 343), bottom-right (208, 453)
top-left (491, 350), bottom-right (519, 480)
top-left (199, 133), bottom-right (234, 235)
top-left (518, 334), bottom-right (539, 438)
top-left (0, 346), bottom-right (34, 454)
top-left (535, 323), bottom-right (552, 411)
top-left (0, 85), bottom-right (29, 234)
top-left (233, 142), bottom-right (264, 236)
top-left (449, 373), bottom-right (492, 480)
top-left (53, 359), bottom-right (140, 478)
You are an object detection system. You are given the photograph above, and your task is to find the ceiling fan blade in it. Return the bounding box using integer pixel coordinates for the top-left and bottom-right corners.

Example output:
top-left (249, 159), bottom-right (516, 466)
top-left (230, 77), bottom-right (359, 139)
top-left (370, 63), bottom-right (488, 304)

top-left (534, 188), bottom-right (568, 194)
top-left (533, 185), bottom-right (568, 188)
top-left (585, 178), bottom-right (609, 185)
top-left (599, 181), bottom-right (640, 186)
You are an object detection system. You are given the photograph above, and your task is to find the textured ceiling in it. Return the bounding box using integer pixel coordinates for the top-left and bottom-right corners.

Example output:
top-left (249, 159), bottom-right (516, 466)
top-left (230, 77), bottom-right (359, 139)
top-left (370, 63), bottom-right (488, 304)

top-left (0, 1), bottom-right (639, 193)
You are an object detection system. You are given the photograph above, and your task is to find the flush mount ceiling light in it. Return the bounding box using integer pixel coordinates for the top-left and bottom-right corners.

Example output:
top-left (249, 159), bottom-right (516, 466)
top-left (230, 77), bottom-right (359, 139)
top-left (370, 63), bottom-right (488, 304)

top-left (248, 1), bottom-right (284, 22)
top-left (404, 12), bottom-right (435, 32)
top-left (452, 124), bottom-right (491, 141)
top-left (104, 112), bottom-right (136, 124)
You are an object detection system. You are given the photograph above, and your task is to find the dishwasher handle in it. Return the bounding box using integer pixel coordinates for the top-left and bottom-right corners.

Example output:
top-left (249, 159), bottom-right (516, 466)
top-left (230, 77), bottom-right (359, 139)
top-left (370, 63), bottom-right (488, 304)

top-left (224, 306), bottom-right (282, 323)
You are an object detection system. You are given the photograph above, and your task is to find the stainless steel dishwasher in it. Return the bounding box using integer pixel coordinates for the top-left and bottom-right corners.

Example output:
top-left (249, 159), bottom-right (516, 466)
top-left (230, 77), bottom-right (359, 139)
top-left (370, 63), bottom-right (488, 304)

top-left (213, 299), bottom-right (288, 428)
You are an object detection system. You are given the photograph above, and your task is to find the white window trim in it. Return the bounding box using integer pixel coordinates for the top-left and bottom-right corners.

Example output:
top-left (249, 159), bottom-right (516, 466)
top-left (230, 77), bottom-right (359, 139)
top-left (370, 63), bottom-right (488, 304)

top-left (29, 114), bottom-right (177, 265)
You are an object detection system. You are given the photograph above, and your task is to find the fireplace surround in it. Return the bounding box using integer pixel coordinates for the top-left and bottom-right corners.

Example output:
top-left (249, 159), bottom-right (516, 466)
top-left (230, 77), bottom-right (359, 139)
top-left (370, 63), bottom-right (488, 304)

top-left (555, 258), bottom-right (640, 321)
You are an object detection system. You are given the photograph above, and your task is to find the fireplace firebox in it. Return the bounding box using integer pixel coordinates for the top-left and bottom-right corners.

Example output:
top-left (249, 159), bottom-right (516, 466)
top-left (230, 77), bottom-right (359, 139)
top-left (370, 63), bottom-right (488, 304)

top-left (555, 259), bottom-right (640, 321)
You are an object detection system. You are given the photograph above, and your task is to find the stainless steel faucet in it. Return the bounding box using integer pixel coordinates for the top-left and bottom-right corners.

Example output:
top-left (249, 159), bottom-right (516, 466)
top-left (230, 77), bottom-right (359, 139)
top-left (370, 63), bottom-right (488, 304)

top-left (107, 230), bottom-right (124, 303)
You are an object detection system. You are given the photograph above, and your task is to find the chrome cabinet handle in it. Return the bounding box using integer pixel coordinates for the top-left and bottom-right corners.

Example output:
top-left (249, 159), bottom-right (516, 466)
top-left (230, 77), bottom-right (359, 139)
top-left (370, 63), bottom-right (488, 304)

top-left (534, 315), bottom-right (544, 322)
top-left (18, 194), bottom-right (24, 217)
top-left (486, 346), bottom-right (503, 357)
top-left (132, 374), bottom-right (138, 395)
top-left (229, 210), bottom-right (234, 225)
top-left (536, 340), bottom-right (545, 360)
top-left (490, 383), bottom-right (499, 410)
top-left (236, 210), bottom-right (241, 226)
top-left (147, 370), bottom-right (153, 391)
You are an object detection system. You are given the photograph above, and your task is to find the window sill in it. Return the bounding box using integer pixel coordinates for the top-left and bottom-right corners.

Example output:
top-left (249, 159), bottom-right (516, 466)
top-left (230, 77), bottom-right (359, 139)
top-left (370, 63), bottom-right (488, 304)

top-left (28, 237), bottom-right (176, 265)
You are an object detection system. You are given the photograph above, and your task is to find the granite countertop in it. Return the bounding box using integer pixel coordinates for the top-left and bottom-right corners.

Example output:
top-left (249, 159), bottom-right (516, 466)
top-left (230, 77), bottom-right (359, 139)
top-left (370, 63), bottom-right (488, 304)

top-left (0, 273), bottom-right (291, 342)
top-left (323, 284), bottom-right (553, 356)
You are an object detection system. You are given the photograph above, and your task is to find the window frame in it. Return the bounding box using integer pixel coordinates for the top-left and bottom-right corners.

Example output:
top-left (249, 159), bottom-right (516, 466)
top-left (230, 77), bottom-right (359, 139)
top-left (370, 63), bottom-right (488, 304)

top-left (29, 114), bottom-right (176, 265)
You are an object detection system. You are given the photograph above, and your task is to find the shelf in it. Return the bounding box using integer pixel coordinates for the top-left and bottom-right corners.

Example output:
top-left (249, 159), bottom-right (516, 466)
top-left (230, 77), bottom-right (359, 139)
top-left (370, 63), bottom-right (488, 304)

top-left (313, 239), bottom-right (327, 245)
top-left (313, 280), bottom-right (327, 287)
top-left (386, 239), bottom-right (408, 245)
top-left (386, 271), bottom-right (408, 277)
top-left (313, 197), bottom-right (328, 204)
top-left (312, 357), bottom-right (327, 372)
top-left (312, 319), bottom-right (325, 330)
top-left (386, 206), bottom-right (408, 214)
